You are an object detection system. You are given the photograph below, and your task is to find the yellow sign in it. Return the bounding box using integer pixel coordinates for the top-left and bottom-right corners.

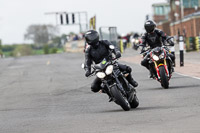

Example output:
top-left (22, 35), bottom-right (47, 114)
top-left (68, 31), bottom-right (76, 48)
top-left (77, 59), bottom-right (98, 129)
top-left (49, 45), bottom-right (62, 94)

top-left (89, 16), bottom-right (96, 30)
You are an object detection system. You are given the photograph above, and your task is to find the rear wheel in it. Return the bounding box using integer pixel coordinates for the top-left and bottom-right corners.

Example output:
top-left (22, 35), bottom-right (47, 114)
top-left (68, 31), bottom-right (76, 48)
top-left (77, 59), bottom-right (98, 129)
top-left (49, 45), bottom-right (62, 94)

top-left (130, 94), bottom-right (139, 108)
top-left (110, 85), bottom-right (130, 111)
top-left (159, 66), bottom-right (169, 89)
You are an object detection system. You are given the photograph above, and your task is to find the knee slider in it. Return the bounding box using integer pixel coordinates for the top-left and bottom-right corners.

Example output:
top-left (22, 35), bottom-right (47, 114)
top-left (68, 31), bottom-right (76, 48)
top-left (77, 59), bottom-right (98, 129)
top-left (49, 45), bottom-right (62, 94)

top-left (126, 66), bottom-right (132, 73)
top-left (141, 60), bottom-right (146, 66)
top-left (91, 85), bottom-right (99, 93)
top-left (172, 55), bottom-right (175, 60)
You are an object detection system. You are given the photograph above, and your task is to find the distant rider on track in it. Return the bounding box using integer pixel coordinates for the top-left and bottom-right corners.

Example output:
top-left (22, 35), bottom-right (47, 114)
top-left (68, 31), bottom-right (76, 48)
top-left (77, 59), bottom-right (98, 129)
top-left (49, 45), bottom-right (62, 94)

top-left (140, 20), bottom-right (175, 78)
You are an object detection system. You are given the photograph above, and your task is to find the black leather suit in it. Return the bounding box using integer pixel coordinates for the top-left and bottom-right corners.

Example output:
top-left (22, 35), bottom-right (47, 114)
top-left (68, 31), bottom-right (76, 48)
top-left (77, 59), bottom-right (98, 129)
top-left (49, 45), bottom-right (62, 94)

top-left (141, 29), bottom-right (175, 69)
top-left (85, 40), bottom-right (137, 92)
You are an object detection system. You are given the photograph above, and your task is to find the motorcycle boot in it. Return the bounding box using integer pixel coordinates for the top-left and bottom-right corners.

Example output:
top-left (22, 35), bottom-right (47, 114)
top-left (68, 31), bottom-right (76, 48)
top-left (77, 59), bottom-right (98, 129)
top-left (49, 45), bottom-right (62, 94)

top-left (126, 74), bottom-right (138, 87)
top-left (171, 67), bottom-right (174, 72)
top-left (149, 67), bottom-right (154, 79)
top-left (149, 71), bottom-right (154, 79)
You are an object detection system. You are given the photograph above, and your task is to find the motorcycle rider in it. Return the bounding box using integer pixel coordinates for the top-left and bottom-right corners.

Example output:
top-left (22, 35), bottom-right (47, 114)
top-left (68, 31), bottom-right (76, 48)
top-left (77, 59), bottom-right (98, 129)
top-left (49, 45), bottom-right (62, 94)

top-left (84, 30), bottom-right (138, 94)
top-left (140, 20), bottom-right (175, 77)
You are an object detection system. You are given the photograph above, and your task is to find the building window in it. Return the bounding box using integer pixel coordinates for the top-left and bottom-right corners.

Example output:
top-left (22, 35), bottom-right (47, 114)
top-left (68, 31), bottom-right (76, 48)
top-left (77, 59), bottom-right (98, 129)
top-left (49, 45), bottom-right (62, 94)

top-left (159, 6), bottom-right (164, 15)
top-left (183, 0), bottom-right (199, 8)
top-left (155, 6), bottom-right (165, 15)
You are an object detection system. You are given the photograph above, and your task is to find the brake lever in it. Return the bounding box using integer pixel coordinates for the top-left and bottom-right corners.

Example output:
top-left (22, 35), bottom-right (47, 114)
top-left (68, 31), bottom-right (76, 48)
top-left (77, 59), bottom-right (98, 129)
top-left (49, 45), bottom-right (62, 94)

top-left (87, 70), bottom-right (95, 78)
top-left (111, 58), bottom-right (118, 64)
top-left (140, 51), bottom-right (148, 55)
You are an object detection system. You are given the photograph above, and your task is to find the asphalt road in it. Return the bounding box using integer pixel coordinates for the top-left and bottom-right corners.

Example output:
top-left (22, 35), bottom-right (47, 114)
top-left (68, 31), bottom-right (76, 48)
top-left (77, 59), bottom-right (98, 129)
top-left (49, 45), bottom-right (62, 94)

top-left (1, 51), bottom-right (200, 133)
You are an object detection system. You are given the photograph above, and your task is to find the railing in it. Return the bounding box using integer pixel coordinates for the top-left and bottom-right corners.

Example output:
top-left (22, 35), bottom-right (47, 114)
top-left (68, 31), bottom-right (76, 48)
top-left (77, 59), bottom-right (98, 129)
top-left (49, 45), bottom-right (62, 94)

top-left (65, 40), bottom-right (85, 52)
top-left (185, 36), bottom-right (200, 52)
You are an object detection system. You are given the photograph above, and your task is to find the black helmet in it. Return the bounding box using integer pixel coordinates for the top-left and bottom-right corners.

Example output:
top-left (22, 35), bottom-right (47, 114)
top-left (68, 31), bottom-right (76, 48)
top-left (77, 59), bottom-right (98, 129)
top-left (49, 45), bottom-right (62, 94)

top-left (85, 30), bottom-right (99, 46)
top-left (144, 20), bottom-right (156, 33)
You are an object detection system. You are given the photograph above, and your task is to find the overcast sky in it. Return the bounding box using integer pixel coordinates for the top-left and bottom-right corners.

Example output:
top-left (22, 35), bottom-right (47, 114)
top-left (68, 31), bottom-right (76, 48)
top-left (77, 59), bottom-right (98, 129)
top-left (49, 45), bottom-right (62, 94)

top-left (0, 0), bottom-right (166, 44)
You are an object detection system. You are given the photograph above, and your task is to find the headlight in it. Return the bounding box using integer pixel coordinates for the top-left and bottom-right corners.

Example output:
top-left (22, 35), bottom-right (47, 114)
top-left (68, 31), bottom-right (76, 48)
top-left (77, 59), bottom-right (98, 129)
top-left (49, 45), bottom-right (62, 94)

top-left (96, 72), bottom-right (106, 79)
top-left (132, 39), bottom-right (135, 43)
top-left (135, 40), bottom-right (139, 43)
top-left (105, 65), bottom-right (113, 75)
top-left (153, 55), bottom-right (159, 61)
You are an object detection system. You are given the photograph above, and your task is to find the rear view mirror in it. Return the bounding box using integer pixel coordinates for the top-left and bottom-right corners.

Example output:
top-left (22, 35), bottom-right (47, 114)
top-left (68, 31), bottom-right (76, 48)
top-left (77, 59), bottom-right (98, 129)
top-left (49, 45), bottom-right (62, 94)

top-left (81, 63), bottom-right (85, 69)
top-left (167, 36), bottom-right (174, 41)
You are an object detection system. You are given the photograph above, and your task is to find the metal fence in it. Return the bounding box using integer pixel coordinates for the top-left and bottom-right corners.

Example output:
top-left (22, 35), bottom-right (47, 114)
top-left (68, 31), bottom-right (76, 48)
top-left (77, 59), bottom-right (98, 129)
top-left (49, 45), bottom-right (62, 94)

top-left (99, 27), bottom-right (118, 47)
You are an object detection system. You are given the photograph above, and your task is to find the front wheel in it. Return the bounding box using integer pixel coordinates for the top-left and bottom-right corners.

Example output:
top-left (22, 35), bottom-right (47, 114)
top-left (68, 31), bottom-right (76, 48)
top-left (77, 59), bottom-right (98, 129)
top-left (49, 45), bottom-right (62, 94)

top-left (110, 85), bottom-right (130, 111)
top-left (159, 66), bottom-right (169, 89)
top-left (133, 44), bottom-right (139, 50)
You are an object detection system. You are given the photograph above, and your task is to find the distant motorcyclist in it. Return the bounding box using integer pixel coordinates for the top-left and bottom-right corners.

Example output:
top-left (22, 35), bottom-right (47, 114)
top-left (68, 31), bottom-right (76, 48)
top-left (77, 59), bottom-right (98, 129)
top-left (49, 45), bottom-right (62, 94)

top-left (140, 20), bottom-right (175, 77)
top-left (84, 30), bottom-right (138, 94)
top-left (130, 33), bottom-right (142, 50)
top-left (133, 33), bottom-right (139, 38)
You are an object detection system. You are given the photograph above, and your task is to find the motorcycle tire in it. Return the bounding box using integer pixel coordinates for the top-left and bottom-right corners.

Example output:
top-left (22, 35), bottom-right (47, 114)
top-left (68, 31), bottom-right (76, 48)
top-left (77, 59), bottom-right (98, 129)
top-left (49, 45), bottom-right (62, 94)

top-left (130, 94), bottom-right (139, 108)
top-left (159, 66), bottom-right (169, 89)
top-left (110, 85), bottom-right (130, 111)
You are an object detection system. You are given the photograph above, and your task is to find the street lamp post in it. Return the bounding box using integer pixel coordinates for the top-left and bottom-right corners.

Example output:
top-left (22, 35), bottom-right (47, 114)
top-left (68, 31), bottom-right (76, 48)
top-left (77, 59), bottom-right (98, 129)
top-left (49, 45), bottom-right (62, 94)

top-left (175, 0), bottom-right (184, 67)
top-left (179, 0), bottom-right (184, 67)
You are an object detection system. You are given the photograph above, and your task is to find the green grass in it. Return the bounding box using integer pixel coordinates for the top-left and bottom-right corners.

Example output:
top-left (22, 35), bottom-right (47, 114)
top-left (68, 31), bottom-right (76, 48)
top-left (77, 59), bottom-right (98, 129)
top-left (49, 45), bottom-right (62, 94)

top-left (3, 51), bottom-right (12, 57)
top-left (33, 49), bottom-right (44, 55)
top-left (2, 48), bottom-right (65, 57)
top-left (57, 48), bottom-right (64, 53)
top-left (33, 48), bottom-right (64, 55)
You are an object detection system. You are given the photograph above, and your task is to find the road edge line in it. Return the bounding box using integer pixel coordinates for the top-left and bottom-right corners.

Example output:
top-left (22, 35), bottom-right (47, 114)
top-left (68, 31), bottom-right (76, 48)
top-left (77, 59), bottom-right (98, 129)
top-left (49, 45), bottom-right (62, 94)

top-left (175, 72), bottom-right (200, 80)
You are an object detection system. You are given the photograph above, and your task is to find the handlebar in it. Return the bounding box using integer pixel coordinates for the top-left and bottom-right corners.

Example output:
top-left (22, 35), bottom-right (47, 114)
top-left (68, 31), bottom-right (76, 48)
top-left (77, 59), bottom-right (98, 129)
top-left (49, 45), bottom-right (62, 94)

top-left (87, 70), bottom-right (96, 77)
top-left (87, 58), bottom-right (118, 77)
top-left (140, 49), bottom-right (150, 55)
top-left (139, 43), bottom-right (144, 47)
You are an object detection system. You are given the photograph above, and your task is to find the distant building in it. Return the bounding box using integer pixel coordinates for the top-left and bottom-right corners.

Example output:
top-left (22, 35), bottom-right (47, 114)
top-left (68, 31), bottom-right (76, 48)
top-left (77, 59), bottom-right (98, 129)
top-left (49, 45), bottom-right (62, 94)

top-left (152, 3), bottom-right (170, 23)
top-left (152, 3), bottom-right (171, 35)
top-left (152, 0), bottom-right (200, 37)
top-left (169, 0), bottom-right (200, 37)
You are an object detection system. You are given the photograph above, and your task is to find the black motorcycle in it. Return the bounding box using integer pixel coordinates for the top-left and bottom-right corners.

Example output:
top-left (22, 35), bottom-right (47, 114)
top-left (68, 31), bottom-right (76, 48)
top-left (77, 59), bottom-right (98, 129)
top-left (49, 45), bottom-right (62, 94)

top-left (141, 46), bottom-right (174, 89)
top-left (132, 38), bottom-right (140, 50)
top-left (82, 49), bottom-right (139, 111)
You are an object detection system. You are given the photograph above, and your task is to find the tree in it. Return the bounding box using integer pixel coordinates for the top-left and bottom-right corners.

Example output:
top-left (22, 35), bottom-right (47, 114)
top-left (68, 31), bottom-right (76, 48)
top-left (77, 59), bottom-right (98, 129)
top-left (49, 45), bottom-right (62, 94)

top-left (12, 45), bottom-right (33, 57)
top-left (24, 24), bottom-right (59, 46)
top-left (49, 34), bottom-right (68, 48)
top-left (0, 40), bottom-right (3, 57)
top-left (43, 44), bottom-right (49, 54)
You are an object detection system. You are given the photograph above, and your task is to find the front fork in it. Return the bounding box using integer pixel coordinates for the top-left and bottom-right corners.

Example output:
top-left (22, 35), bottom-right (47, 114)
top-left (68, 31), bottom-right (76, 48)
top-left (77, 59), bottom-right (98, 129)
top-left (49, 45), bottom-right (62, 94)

top-left (154, 59), bottom-right (169, 80)
top-left (113, 73), bottom-right (127, 96)
top-left (102, 73), bottom-right (127, 97)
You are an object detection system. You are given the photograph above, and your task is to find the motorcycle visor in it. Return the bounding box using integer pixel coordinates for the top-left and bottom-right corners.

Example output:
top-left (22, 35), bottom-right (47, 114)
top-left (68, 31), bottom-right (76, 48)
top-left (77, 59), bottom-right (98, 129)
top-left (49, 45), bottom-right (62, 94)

top-left (145, 25), bottom-right (155, 33)
top-left (85, 33), bottom-right (99, 44)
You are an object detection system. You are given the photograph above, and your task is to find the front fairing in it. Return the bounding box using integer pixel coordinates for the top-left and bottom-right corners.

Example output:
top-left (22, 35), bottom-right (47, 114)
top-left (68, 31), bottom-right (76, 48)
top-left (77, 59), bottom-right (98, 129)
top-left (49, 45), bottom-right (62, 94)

top-left (94, 58), bottom-right (109, 70)
top-left (149, 47), bottom-right (169, 79)
top-left (150, 47), bottom-right (166, 62)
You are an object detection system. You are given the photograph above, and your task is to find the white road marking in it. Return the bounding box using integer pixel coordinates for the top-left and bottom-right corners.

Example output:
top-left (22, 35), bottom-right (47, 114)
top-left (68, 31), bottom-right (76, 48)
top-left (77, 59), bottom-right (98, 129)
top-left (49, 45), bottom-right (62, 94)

top-left (46, 61), bottom-right (50, 65)
top-left (175, 72), bottom-right (200, 80)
